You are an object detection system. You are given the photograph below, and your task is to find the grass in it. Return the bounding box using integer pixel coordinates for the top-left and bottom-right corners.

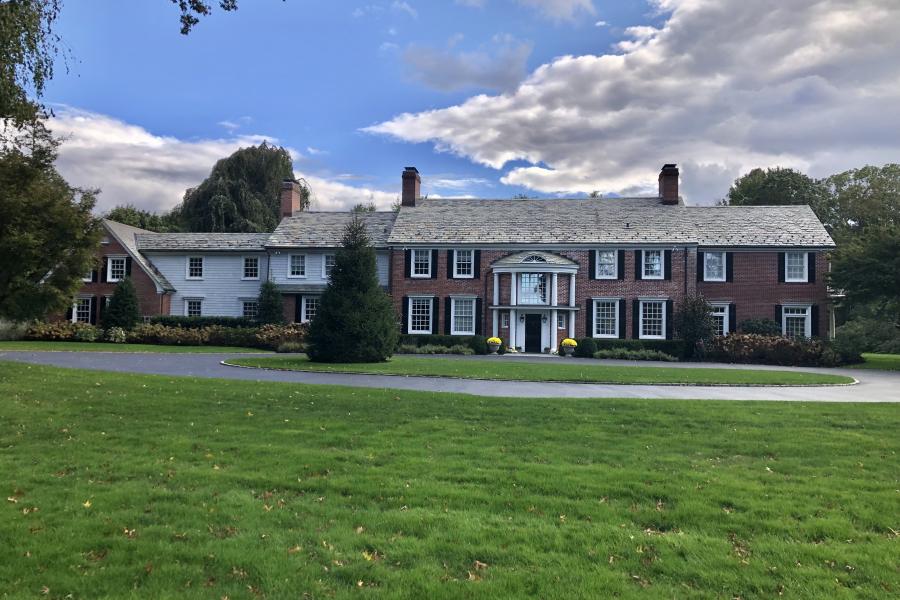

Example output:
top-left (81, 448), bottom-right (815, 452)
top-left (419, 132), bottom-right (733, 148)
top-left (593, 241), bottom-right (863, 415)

top-left (847, 353), bottom-right (900, 371)
top-left (1, 361), bottom-right (897, 599)
top-left (226, 354), bottom-right (855, 386)
top-left (0, 340), bottom-right (268, 353)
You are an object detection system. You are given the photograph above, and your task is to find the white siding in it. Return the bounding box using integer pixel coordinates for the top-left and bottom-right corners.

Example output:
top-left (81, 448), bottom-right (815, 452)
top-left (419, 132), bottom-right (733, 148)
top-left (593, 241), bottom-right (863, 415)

top-left (145, 252), bottom-right (268, 317)
top-left (268, 250), bottom-right (390, 287)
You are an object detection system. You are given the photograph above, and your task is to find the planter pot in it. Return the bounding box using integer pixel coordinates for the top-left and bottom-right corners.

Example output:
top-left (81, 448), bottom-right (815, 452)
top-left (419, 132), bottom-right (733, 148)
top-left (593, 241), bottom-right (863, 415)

top-left (562, 346), bottom-right (575, 357)
top-left (487, 342), bottom-right (501, 354)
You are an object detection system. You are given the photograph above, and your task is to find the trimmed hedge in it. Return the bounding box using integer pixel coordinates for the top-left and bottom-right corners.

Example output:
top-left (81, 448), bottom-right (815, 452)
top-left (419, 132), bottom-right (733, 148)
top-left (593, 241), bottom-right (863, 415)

top-left (579, 338), bottom-right (687, 358)
top-left (593, 348), bottom-right (678, 362)
top-left (397, 334), bottom-right (488, 355)
top-left (148, 315), bottom-right (258, 329)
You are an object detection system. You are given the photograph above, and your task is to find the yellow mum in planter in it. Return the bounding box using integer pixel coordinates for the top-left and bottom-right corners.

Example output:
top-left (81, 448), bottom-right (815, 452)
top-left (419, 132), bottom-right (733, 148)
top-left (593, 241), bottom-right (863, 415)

top-left (561, 338), bottom-right (578, 348)
top-left (487, 337), bottom-right (502, 345)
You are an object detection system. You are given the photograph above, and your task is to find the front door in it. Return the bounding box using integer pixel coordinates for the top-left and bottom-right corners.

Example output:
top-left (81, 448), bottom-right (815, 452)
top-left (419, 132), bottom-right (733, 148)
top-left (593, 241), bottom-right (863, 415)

top-left (524, 314), bottom-right (542, 353)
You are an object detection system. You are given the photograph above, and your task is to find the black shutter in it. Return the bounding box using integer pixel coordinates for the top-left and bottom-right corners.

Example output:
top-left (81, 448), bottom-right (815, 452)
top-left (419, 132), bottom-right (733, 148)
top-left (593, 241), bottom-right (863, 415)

top-left (447, 251), bottom-right (454, 279)
top-left (589, 250), bottom-right (596, 280)
top-left (65, 304), bottom-right (73, 321)
top-left (99, 296), bottom-right (107, 323)
top-left (634, 250), bottom-right (642, 280)
top-left (296, 295), bottom-right (304, 323)
top-left (125, 257), bottom-right (132, 277)
top-left (726, 252), bottom-right (734, 283)
top-left (475, 298), bottom-right (483, 335)
top-left (632, 299), bottom-right (640, 339)
top-left (89, 297), bottom-right (98, 325)
top-left (100, 257), bottom-right (108, 282)
top-left (728, 304), bottom-right (737, 333)
top-left (444, 297), bottom-right (452, 335)
top-left (431, 297), bottom-right (439, 333)
top-left (697, 251), bottom-right (704, 282)
top-left (586, 300), bottom-right (593, 337)
top-left (404, 250), bottom-right (411, 278)
top-left (431, 250), bottom-right (439, 279)
top-left (664, 250), bottom-right (672, 281)
top-left (90, 269), bottom-right (98, 283)
top-left (777, 253), bottom-right (785, 283)
top-left (617, 250), bottom-right (625, 280)
top-left (618, 299), bottom-right (626, 339)
top-left (808, 253), bottom-right (816, 283)
top-left (473, 250), bottom-right (481, 279)
top-left (665, 300), bottom-right (674, 340)
top-left (774, 304), bottom-right (782, 331)
top-left (401, 296), bottom-right (409, 333)
top-left (811, 305), bottom-right (820, 337)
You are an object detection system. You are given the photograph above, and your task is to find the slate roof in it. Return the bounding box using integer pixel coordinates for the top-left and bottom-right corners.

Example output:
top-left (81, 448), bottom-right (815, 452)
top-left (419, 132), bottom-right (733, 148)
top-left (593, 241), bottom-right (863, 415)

top-left (102, 220), bottom-right (174, 291)
top-left (267, 211), bottom-right (397, 248)
top-left (387, 198), bottom-right (835, 248)
top-left (135, 233), bottom-right (269, 251)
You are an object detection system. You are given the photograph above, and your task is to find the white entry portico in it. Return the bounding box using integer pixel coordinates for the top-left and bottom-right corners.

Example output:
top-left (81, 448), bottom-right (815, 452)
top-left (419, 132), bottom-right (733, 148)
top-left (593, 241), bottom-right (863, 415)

top-left (489, 251), bottom-right (578, 352)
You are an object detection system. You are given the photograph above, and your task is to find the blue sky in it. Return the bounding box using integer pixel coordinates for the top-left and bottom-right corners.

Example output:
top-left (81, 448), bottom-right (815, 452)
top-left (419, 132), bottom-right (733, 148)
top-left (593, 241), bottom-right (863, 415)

top-left (45, 0), bottom-right (900, 212)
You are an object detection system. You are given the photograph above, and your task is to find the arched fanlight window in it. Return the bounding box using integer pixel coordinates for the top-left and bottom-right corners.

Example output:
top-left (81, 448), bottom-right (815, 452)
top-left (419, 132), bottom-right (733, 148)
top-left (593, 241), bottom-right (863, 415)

top-left (521, 254), bottom-right (547, 263)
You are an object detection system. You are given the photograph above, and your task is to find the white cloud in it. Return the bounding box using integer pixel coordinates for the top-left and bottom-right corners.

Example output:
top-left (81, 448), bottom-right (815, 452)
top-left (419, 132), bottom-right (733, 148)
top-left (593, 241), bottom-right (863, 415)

top-left (50, 108), bottom-right (396, 214)
top-left (516, 0), bottom-right (595, 21)
top-left (391, 1), bottom-right (418, 18)
top-left (365, 0), bottom-right (900, 203)
top-left (594, 20), bottom-right (608, 27)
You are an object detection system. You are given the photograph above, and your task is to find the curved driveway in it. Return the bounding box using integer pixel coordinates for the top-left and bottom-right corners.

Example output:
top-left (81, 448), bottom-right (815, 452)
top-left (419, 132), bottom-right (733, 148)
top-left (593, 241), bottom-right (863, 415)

top-left (1, 350), bottom-right (898, 402)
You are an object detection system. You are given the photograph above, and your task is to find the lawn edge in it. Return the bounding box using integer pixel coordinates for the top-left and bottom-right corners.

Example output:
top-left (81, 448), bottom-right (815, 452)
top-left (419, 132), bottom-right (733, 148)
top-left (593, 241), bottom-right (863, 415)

top-left (220, 359), bottom-right (859, 388)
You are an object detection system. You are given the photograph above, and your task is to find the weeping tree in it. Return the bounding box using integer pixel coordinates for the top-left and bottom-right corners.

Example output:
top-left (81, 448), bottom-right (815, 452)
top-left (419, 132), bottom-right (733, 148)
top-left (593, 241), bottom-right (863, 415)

top-left (169, 143), bottom-right (308, 233)
top-left (306, 215), bottom-right (398, 362)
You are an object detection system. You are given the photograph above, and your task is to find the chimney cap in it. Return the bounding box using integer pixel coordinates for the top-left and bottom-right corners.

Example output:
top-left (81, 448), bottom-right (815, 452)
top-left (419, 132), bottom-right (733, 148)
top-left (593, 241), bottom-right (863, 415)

top-left (661, 163), bottom-right (678, 172)
top-left (403, 166), bottom-right (419, 174)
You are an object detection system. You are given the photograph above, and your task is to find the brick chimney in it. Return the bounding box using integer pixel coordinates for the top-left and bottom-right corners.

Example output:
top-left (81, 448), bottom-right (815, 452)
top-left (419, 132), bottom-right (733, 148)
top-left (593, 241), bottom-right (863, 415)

top-left (659, 163), bottom-right (679, 205)
top-left (401, 167), bottom-right (420, 207)
top-left (281, 179), bottom-right (304, 218)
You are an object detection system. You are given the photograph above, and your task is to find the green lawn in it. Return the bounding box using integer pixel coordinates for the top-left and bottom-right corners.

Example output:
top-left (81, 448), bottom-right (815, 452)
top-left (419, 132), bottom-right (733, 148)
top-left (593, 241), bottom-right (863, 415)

top-left (847, 353), bottom-right (900, 371)
top-left (226, 355), bottom-right (855, 386)
top-left (0, 340), bottom-right (268, 353)
top-left (1, 361), bottom-right (896, 599)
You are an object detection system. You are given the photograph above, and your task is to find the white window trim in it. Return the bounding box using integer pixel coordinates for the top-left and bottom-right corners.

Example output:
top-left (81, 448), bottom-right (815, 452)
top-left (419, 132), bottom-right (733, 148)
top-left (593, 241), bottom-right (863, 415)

top-left (782, 303), bottom-right (812, 338)
top-left (411, 249), bottom-right (432, 278)
top-left (639, 299), bottom-right (667, 340)
top-left (518, 272), bottom-right (549, 306)
top-left (557, 312), bottom-right (567, 330)
top-left (453, 250), bottom-right (474, 279)
top-left (450, 297), bottom-right (476, 336)
top-left (785, 252), bottom-right (809, 283)
top-left (71, 296), bottom-right (93, 324)
top-left (184, 298), bottom-right (203, 317)
top-left (287, 253), bottom-right (307, 279)
top-left (407, 296), bottom-right (433, 334)
top-left (107, 256), bottom-right (127, 283)
top-left (82, 271), bottom-right (94, 283)
top-left (703, 251), bottom-right (727, 282)
top-left (241, 256), bottom-right (260, 281)
top-left (185, 256), bottom-right (204, 280)
top-left (501, 312), bottom-right (510, 328)
top-left (321, 254), bottom-right (336, 279)
top-left (241, 300), bottom-right (260, 319)
top-left (592, 298), bottom-right (620, 339)
top-left (301, 296), bottom-right (320, 323)
top-left (642, 250), bottom-right (664, 280)
top-left (595, 249), bottom-right (618, 280)
top-left (709, 302), bottom-right (730, 336)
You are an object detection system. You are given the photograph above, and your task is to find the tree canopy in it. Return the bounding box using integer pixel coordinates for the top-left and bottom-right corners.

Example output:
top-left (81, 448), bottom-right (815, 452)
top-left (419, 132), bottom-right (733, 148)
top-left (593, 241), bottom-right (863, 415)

top-left (721, 167), bottom-right (826, 209)
top-left (104, 204), bottom-right (177, 232)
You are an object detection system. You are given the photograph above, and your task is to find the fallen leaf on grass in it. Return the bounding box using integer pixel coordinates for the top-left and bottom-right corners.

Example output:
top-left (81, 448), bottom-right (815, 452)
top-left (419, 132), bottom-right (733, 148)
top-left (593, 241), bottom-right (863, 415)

top-left (288, 545), bottom-right (301, 554)
top-left (82, 500), bottom-right (92, 508)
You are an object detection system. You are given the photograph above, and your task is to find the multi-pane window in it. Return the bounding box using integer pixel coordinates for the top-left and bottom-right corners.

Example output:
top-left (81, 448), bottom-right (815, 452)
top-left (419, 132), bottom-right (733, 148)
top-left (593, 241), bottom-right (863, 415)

top-left (412, 249), bottom-right (431, 277)
top-left (783, 306), bottom-right (810, 338)
top-left (73, 297), bottom-right (92, 323)
top-left (186, 299), bottom-right (202, 317)
top-left (409, 297), bottom-right (432, 333)
top-left (519, 273), bottom-right (547, 304)
top-left (187, 257), bottom-right (203, 279)
top-left (704, 252), bottom-right (726, 281)
top-left (643, 250), bottom-right (663, 279)
top-left (454, 250), bottom-right (474, 278)
top-left (501, 312), bottom-right (510, 328)
top-left (785, 252), bottom-right (808, 282)
top-left (451, 298), bottom-right (475, 335)
top-left (640, 300), bottom-right (665, 339)
top-left (82, 271), bottom-right (94, 283)
top-left (323, 255), bottom-right (336, 279)
top-left (596, 250), bottom-right (617, 279)
top-left (242, 301), bottom-right (259, 319)
top-left (710, 304), bottom-right (729, 336)
top-left (108, 257), bottom-right (126, 282)
top-left (289, 254), bottom-right (306, 277)
top-left (302, 296), bottom-right (320, 322)
top-left (594, 300), bottom-right (618, 337)
top-left (242, 257), bottom-right (259, 279)
top-left (557, 312), bottom-right (567, 330)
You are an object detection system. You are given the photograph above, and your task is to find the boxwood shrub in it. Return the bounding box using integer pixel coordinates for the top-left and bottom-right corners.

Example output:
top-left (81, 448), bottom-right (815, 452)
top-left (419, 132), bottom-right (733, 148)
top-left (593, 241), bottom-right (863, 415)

top-left (397, 334), bottom-right (488, 355)
top-left (587, 338), bottom-right (687, 358)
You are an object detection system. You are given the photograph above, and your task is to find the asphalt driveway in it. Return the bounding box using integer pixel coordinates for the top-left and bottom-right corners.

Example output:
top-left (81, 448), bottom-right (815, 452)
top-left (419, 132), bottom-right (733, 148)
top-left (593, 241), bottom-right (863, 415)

top-left (2, 350), bottom-right (898, 402)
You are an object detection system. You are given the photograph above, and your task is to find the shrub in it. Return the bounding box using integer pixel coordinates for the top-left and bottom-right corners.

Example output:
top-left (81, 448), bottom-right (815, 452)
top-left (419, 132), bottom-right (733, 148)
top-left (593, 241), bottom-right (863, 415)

top-left (275, 341), bottom-right (305, 353)
top-left (257, 280), bottom-right (285, 325)
top-left (148, 315), bottom-right (257, 329)
top-left (447, 344), bottom-right (475, 355)
top-left (72, 324), bottom-right (101, 342)
top-left (397, 334), bottom-right (488, 355)
top-left (593, 349), bottom-right (678, 361)
top-left (0, 320), bottom-right (28, 340)
top-left (834, 318), bottom-right (900, 355)
top-left (573, 337), bottom-right (597, 358)
top-left (739, 318), bottom-right (782, 336)
top-left (706, 333), bottom-right (847, 367)
top-left (105, 326), bottom-right (127, 343)
top-left (103, 278), bottom-right (140, 330)
top-left (674, 295), bottom-right (715, 360)
top-left (25, 321), bottom-right (79, 341)
top-left (254, 323), bottom-right (308, 350)
top-left (591, 338), bottom-right (687, 357)
top-left (127, 323), bottom-right (206, 346)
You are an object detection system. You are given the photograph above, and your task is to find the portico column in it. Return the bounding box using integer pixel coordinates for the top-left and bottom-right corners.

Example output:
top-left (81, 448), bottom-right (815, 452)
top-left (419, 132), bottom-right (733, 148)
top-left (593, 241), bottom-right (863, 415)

top-left (510, 273), bottom-right (517, 306)
top-left (569, 273), bottom-right (575, 306)
top-left (569, 273), bottom-right (576, 338)
top-left (493, 272), bottom-right (499, 305)
top-left (492, 272), bottom-right (500, 338)
top-left (509, 309), bottom-right (517, 349)
top-left (492, 309), bottom-right (498, 337)
top-left (550, 308), bottom-right (558, 352)
top-left (551, 273), bottom-right (558, 307)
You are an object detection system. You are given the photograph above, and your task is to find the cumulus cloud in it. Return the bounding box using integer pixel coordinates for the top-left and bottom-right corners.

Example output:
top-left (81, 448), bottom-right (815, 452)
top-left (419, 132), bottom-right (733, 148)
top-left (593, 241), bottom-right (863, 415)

top-left (403, 34), bottom-right (532, 92)
top-left (50, 108), bottom-right (396, 214)
top-left (516, 0), bottom-right (595, 21)
top-left (365, 0), bottom-right (900, 203)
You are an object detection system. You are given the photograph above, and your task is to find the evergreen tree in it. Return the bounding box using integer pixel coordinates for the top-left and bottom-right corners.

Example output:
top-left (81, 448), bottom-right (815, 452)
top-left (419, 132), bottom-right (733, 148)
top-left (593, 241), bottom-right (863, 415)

top-left (103, 277), bottom-right (140, 329)
top-left (306, 215), bottom-right (398, 362)
top-left (256, 280), bottom-right (284, 325)
top-left (674, 295), bottom-right (716, 360)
